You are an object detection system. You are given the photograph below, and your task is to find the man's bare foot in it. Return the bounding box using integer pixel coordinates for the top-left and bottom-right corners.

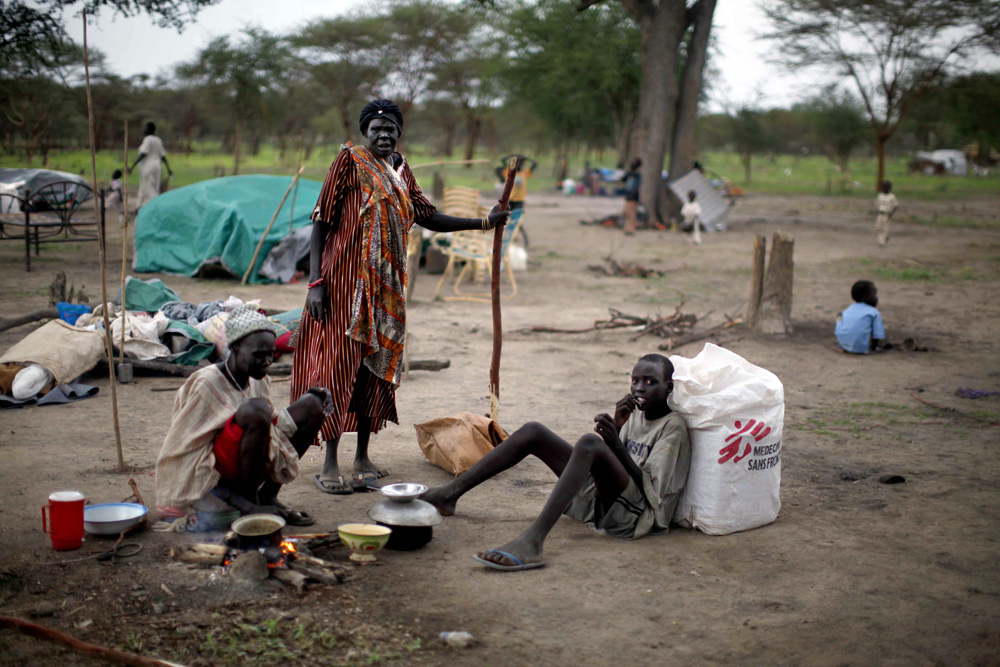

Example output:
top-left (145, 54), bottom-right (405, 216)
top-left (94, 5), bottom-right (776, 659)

top-left (476, 535), bottom-right (544, 567)
top-left (419, 487), bottom-right (457, 517)
top-left (354, 457), bottom-right (388, 479)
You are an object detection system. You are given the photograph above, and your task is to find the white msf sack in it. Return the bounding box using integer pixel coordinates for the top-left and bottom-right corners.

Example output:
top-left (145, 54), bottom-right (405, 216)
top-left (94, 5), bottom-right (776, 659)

top-left (668, 343), bottom-right (783, 535)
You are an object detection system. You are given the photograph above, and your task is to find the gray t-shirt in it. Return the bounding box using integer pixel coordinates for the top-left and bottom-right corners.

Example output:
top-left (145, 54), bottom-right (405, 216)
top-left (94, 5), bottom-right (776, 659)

top-left (619, 410), bottom-right (691, 536)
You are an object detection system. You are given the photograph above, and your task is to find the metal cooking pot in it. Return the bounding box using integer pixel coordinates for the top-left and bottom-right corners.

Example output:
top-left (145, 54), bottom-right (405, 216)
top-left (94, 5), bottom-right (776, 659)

top-left (368, 498), bottom-right (442, 551)
top-left (232, 514), bottom-right (285, 550)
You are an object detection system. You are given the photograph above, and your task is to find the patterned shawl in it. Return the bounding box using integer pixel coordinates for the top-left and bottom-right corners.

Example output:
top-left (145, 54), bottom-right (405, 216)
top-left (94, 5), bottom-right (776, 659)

top-left (345, 144), bottom-right (414, 386)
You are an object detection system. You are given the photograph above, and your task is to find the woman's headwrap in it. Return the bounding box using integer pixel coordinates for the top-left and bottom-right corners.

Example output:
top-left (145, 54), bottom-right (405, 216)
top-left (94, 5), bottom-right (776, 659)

top-left (359, 99), bottom-right (403, 135)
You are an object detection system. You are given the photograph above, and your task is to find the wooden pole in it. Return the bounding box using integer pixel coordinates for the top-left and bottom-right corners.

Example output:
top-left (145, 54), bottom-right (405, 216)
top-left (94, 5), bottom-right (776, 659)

top-left (83, 11), bottom-right (125, 469)
top-left (241, 166), bottom-right (305, 285)
top-left (0, 617), bottom-right (180, 667)
top-left (754, 232), bottom-right (795, 334)
top-left (747, 234), bottom-right (766, 327)
top-left (119, 120), bottom-right (129, 365)
top-left (490, 157), bottom-right (518, 421)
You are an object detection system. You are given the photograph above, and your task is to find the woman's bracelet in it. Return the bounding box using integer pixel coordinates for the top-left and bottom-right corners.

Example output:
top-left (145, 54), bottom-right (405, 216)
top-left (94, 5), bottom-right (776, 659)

top-left (481, 215), bottom-right (490, 231)
top-left (307, 278), bottom-right (324, 289)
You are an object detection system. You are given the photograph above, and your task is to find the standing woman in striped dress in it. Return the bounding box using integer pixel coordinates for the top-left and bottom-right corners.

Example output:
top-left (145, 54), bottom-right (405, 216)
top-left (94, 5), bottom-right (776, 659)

top-left (292, 99), bottom-right (509, 495)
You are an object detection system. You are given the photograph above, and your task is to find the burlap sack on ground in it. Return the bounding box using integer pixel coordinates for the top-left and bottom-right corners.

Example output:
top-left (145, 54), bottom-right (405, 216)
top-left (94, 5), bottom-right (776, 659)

top-left (0, 320), bottom-right (106, 385)
top-left (415, 411), bottom-right (509, 476)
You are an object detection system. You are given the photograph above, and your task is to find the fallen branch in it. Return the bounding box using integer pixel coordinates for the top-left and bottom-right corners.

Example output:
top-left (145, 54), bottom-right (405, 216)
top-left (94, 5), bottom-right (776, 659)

top-left (658, 318), bottom-right (743, 352)
top-left (0, 616), bottom-right (181, 667)
top-left (589, 257), bottom-right (665, 278)
top-left (0, 308), bottom-right (59, 333)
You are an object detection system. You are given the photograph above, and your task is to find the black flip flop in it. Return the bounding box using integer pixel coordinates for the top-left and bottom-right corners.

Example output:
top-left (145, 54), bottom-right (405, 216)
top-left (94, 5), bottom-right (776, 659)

top-left (313, 474), bottom-right (353, 495)
top-left (352, 471), bottom-right (381, 492)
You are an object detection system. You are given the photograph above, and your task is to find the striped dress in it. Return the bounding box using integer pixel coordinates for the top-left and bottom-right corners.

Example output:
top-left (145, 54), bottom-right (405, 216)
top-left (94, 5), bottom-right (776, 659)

top-left (291, 147), bottom-right (436, 442)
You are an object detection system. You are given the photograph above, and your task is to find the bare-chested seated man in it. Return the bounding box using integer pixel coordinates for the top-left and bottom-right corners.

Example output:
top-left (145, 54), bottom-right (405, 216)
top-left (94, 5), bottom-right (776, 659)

top-left (155, 304), bottom-right (332, 529)
top-left (421, 354), bottom-right (690, 571)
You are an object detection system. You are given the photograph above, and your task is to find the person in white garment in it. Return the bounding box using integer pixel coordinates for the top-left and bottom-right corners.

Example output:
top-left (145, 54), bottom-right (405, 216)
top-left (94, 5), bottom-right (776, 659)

top-left (681, 189), bottom-right (703, 245)
top-left (128, 122), bottom-right (173, 209)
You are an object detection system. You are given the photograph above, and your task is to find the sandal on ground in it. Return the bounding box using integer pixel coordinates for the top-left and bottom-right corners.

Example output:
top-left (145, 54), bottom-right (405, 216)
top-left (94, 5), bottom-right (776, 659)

top-left (313, 474), bottom-right (353, 495)
top-left (352, 471), bottom-right (381, 492)
top-left (472, 549), bottom-right (546, 572)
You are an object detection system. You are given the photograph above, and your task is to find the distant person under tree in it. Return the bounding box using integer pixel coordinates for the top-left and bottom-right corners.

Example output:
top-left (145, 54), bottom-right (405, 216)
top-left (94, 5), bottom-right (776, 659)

top-left (129, 122), bottom-right (172, 210)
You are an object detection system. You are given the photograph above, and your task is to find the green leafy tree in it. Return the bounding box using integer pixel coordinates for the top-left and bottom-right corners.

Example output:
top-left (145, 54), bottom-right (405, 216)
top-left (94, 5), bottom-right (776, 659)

top-left (500, 0), bottom-right (641, 165)
top-left (731, 105), bottom-right (774, 184)
top-left (2, 0), bottom-right (219, 76)
top-left (795, 87), bottom-right (868, 171)
top-left (175, 27), bottom-right (296, 173)
top-left (762, 0), bottom-right (1000, 189)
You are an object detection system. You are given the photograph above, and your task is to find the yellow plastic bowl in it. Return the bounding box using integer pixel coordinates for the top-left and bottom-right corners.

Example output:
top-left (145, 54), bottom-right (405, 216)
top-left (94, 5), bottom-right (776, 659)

top-left (338, 523), bottom-right (392, 562)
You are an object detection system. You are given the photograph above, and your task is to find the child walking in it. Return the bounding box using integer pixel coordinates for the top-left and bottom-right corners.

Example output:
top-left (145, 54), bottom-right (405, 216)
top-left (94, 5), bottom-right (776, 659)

top-left (875, 181), bottom-right (899, 247)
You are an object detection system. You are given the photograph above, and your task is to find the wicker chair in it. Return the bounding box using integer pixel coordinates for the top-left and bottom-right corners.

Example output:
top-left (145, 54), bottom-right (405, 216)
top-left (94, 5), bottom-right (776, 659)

top-left (431, 208), bottom-right (525, 303)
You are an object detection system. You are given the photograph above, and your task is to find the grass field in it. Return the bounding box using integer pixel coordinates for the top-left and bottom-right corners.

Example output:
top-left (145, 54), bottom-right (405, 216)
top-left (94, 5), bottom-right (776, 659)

top-left (2, 143), bottom-right (997, 201)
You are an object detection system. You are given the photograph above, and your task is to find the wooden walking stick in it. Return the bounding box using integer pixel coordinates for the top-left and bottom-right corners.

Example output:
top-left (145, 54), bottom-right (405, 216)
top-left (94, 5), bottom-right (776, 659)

top-left (119, 120), bottom-right (129, 366)
top-left (241, 165), bottom-right (305, 285)
top-left (83, 10), bottom-right (125, 469)
top-left (490, 156), bottom-right (518, 421)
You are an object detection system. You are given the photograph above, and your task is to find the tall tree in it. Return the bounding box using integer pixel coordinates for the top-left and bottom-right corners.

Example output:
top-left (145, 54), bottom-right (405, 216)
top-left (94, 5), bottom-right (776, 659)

top-left (176, 27), bottom-right (295, 173)
top-left (500, 0), bottom-right (641, 165)
top-left (795, 86), bottom-right (868, 171)
top-left (577, 0), bottom-right (717, 223)
top-left (668, 0), bottom-right (716, 181)
top-left (762, 0), bottom-right (1000, 189)
top-left (2, 0), bottom-right (219, 75)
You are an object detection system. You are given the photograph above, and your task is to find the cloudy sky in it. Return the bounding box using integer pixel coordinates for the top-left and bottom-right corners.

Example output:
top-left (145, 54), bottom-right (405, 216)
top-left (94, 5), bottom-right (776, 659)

top-left (58, 0), bottom-right (873, 112)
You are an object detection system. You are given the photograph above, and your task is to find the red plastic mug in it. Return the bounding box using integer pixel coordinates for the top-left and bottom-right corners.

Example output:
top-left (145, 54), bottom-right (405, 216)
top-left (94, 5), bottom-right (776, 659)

top-left (41, 491), bottom-right (85, 551)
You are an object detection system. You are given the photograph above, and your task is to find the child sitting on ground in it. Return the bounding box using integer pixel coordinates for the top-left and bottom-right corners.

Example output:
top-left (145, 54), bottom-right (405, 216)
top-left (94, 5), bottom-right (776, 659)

top-left (420, 354), bottom-right (690, 571)
top-left (835, 280), bottom-right (887, 354)
top-left (681, 189), bottom-right (702, 245)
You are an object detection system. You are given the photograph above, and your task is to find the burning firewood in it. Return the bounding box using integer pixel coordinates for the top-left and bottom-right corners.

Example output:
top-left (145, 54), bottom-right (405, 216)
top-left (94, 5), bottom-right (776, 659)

top-left (169, 539), bottom-right (346, 587)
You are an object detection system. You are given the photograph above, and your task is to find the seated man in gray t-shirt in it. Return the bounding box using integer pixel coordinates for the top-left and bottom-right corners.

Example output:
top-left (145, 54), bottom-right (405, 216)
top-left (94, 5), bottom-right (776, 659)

top-left (420, 354), bottom-right (691, 571)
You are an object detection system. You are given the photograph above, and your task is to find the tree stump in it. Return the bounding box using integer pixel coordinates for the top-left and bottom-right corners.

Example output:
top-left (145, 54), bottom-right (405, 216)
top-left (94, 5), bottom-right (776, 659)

top-left (754, 232), bottom-right (794, 334)
top-left (746, 234), bottom-right (766, 327)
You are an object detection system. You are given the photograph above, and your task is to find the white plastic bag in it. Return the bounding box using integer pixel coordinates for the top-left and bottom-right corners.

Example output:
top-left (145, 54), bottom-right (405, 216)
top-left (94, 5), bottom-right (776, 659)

top-left (12, 363), bottom-right (54, 399)
top-left (668, 343), bottom-right (783, 535)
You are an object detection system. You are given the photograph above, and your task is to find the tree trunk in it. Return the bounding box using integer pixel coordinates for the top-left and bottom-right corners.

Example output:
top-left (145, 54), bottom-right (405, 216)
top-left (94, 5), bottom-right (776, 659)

top-left (669, 0), bottom-right (716, 181)
top-left (233, 122), bottom-right (242, 176)
top-left (875, 134), bottom-right (887, 191)
top-left (746, 234), bottom-right (766, 327)
top-left (632, 1), bottom-right (687, 226)
top-left (463, 113), bottom-right (481, 168)
top-left (743, 151), bottom-right (752, 184)
top-left (755, 232), bottom-right (794, 334)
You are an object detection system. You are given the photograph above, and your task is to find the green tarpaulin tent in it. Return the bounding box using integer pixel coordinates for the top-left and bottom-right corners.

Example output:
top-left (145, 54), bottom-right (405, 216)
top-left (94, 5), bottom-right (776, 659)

top-left (133, 175), bottom-right (322, 284)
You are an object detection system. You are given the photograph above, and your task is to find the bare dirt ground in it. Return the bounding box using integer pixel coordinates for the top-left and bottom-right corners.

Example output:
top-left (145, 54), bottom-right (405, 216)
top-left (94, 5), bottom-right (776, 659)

top-left (1, 189), bottom-right (999, 666)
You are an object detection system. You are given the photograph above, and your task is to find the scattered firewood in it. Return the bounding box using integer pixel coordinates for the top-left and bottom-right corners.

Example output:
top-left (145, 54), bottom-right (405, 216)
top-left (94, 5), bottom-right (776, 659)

top-left (287, 561), bottom-right (345, 586)
top-left (588, 257), bottom-right (665, 278)
top-left (658, 317), bottom-right (743, 351)
top-left (170, 543), bottom-right (228, 566)
top-left (518, 305), bottom-right (697, 341)
top-left (272, 568), bottom-right (308, 592)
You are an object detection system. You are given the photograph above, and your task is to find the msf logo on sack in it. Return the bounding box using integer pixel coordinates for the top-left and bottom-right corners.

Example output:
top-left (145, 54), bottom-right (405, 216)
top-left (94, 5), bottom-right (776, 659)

top-left (718, 419), bottom-right (781, 471)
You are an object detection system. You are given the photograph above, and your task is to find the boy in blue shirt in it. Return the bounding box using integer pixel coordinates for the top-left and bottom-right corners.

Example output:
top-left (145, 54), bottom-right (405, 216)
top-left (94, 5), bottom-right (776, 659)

top-left (836, 280), bottom-right (887, 354)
